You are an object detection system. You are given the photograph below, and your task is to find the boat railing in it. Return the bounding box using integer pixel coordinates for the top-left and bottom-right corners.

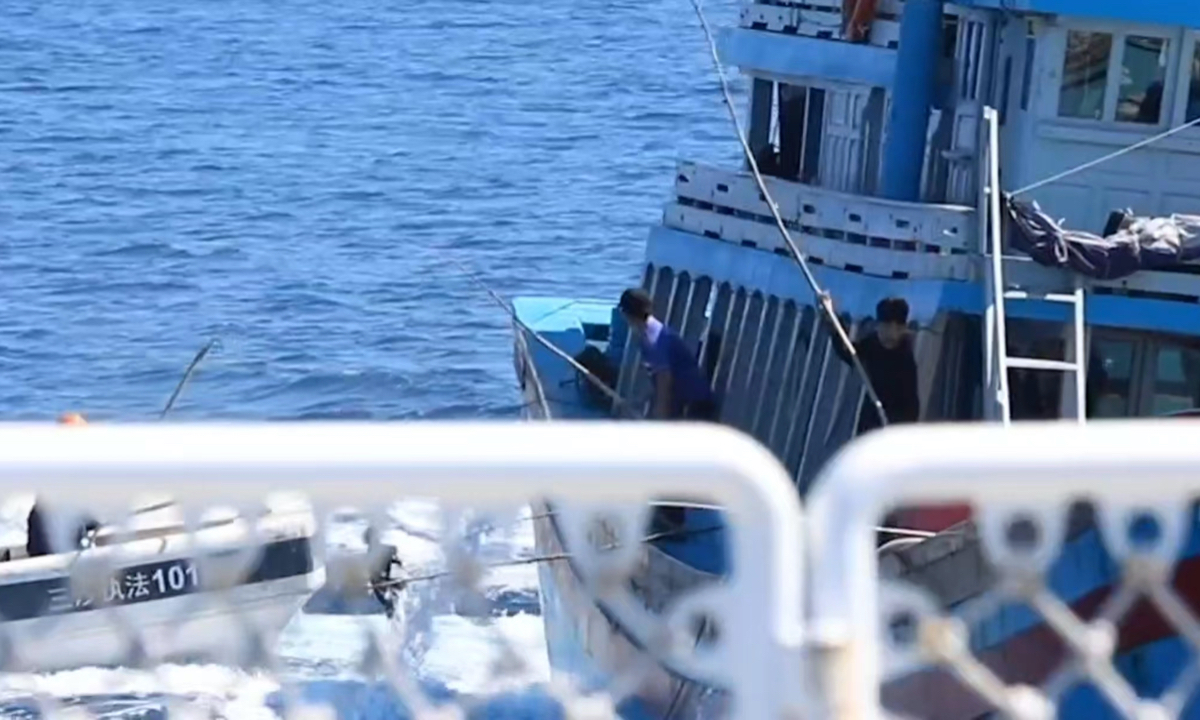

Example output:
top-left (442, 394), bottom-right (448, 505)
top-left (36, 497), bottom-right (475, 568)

top-left (628, 537), bottom-right (720, 613)
top-left (665, 160), bottom-right (1200, 301)
top-left (739, 0), bottom-right (904, 49)
top-left (667, 160), bottom-right (977, 279)
top-left (2, 421), bottom-right (1195, 717)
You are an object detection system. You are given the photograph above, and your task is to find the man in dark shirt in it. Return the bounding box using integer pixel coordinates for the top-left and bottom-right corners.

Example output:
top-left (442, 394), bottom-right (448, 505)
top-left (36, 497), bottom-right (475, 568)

top-left (618, 288), bottom-right (718, 421)
top-left (828, 296), bottom-right (920, 435)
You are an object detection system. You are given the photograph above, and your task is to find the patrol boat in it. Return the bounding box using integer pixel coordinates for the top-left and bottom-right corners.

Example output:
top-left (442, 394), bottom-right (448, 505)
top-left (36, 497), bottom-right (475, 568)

top-left (0, 496), bottom-right (324, 672)
top-left (510, 0), bottom-right (1200, 716)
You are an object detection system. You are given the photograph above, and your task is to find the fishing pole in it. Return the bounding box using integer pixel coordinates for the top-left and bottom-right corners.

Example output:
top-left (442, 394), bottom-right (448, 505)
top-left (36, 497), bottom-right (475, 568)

top-left (159, 338), bottom-right (220, 419)
top-left (371, 522), bottom-right (727, 592)
top-left (449, 256), bottom-right (644, 420)
top-left (370, 517), bottom-right (934, 594)
top-left (56, 339), bottom-right (222, 549)
top-left (684, 0), bottom-right (888, 427)
top-left (481, 508), bottom-right (937, 545)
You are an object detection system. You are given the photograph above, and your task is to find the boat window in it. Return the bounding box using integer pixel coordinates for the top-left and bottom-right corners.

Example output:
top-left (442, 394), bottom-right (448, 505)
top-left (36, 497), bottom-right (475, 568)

top-left (1059, 30), bottom-right (1112, 120)
top-left (1186, 43), bottom-right (1200, 122)
top-left (1115, 35), bottom-right (1168, 124)
top-left (800, 88), bottom-right (825, 184)
top-left (998, 56), bottom-right (1013, 124)
top-left (1020, 22), bottom-right (1034, 111)
top-left (1088, 337), bottom-right (1136, 418)
top-left (942, 15), bottom-right (958, 61)
top-left (777, 83), bottom-right (806, 180)
top-left (1147, 342), bottom-right (1200, 415)
top-left (1005, 320), bottom-right (1065, 420)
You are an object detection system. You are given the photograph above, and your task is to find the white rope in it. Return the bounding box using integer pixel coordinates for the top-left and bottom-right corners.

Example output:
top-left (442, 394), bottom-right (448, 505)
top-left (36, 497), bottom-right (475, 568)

top-left (1014, 115), bottom-right (1200, 197)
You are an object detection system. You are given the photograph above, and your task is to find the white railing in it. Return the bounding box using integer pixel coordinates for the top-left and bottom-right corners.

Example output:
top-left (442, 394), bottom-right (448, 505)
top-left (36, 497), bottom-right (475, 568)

top-left (667, 160), bottom-right (977, 280)
top-left (807, 418), bottom-right (1200, 720)
top-left (0, 422), bottom-right (805, 720)
top-left (669, 160), bottom-right (1200, 301)
top-left (740, 0), bottom-right (903, 50)
top-left (5, 420), bottom-right (1198, 719)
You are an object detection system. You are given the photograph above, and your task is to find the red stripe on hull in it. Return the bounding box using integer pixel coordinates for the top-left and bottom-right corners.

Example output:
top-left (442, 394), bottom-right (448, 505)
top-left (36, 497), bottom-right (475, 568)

top-left (884, 553), bottom-right (1200, 718)
top-left (891, 505), bottom-right (973, 534)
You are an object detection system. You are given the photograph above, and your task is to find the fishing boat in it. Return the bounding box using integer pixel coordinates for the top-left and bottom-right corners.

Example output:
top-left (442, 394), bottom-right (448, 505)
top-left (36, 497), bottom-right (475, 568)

top-left (510, 0), bottom-right (1200, 716)
top-left (0, 495), bottom-right (324, 672)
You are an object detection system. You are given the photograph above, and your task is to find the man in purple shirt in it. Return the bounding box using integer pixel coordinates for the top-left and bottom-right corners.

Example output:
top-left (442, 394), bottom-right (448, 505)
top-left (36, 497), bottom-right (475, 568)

top-left (618, 288), bottom-right (718, 421)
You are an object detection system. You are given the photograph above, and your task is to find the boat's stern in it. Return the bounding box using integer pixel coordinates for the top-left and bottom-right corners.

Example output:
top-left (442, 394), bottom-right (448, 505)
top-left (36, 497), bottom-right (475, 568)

top-left (510, 296), bottom-right (621, 421)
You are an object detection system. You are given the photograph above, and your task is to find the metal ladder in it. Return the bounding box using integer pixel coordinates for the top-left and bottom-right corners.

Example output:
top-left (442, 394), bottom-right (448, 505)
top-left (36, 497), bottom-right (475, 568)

top-left (980, 106), bottom-right (1087, 426)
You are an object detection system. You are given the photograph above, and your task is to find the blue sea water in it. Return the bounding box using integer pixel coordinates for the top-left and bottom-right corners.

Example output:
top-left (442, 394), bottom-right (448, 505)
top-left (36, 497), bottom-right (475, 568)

top-left (0, 0), bottom-right (741, 716)
top-left (1, 0), bottom-right (740, 422)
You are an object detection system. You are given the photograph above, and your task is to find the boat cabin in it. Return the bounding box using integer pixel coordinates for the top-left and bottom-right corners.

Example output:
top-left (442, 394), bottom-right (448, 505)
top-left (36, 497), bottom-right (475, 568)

top-left (511, 0), bottom-right (1200, 528)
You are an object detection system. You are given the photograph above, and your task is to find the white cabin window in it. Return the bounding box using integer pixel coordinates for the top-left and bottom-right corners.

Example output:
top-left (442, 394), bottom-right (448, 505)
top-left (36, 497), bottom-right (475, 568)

top-left (1059, 31), bottom-right (1112, 120)
top-left (1115, 36), bottom-right (1168, 124)
top-left (1186, 43), bottom-right (1200, 122)
top-left (1019, 22), bottom-right (1035, 110)
top-left (1057, 28), bottom-right (1172, 124)
top-left (1145, 342), bottom-right (1200, 415)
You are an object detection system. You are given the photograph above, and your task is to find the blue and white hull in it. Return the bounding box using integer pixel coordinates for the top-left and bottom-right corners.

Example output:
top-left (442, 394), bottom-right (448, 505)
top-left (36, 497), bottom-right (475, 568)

top-left (511, 296), bottom-right (1200, 719)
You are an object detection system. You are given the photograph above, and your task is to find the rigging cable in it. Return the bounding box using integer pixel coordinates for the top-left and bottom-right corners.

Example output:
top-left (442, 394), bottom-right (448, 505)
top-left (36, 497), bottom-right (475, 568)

top-left (370, 522), bottom-right (727, 592)
top-left (374, 514), bottom-right (936, 594)
top-left (684, 0), bottom-right (888, 427)
top-left (1013, 115), bottom-right (1200, 197)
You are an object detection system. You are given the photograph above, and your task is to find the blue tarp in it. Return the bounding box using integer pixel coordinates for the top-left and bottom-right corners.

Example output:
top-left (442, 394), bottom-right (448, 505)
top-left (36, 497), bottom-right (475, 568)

top-left (1006, 196), bottom-right (1200, 280)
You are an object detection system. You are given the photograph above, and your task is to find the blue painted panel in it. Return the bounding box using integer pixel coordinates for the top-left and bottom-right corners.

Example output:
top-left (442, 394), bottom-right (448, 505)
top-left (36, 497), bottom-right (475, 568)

top-left (956, 0), bottom-right (1200, 28)
top-left (608, 307), bottom-right (628, 365)
top-left (645, 227), bottom-right (1200, 337)
top-left (718, 27), bottom-right (897, 87)
top-left (881, 0), bottom-right (943, 201)
top-left (513, 297), bottom-right (615, 419)
top-left (646, 226), bottom-right (978, 320)
top-left (512, 297), bottom-right (612, 335)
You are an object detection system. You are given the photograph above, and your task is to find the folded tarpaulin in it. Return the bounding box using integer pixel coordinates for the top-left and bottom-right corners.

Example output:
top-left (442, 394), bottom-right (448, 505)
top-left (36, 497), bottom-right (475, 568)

top-left (1005, 196), bottom-right (1200, 280)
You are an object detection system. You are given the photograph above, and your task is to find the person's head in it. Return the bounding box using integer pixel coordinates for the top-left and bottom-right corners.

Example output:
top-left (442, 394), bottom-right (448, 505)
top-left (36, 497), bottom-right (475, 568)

top-left (874, 297), bottom-right (909, 348)
top-left (617, 288), bottom-right (655, 330)
top-left (57, 412), bottom-right (87, 426)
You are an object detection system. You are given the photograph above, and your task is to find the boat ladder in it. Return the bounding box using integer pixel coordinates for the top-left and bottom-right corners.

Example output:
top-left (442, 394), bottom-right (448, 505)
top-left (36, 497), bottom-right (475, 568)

top-left (979, 106), bottom-right (1087, 425)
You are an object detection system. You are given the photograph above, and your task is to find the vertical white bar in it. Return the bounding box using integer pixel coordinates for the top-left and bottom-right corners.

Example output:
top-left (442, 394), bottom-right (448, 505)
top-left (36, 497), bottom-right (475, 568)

top-left (750, 299), bottom-right (788, 438)
top-left (977, 105), bottom-right (996, 421)
top-left (985, 106), bottom-right (1011, 424)
top-left (795, 342), bottom-right (835, 486)
top-left (780, 318), bottom-right (822, 465)
top-left (1074, 282), bottom-right (1087, 423)
top-left (766, 309), bottom-right (806, 451)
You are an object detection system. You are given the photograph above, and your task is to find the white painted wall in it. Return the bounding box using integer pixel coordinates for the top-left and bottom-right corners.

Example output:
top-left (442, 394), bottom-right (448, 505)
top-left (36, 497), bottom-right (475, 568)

top-left (1005, 18), bottom-right (1200, 232)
